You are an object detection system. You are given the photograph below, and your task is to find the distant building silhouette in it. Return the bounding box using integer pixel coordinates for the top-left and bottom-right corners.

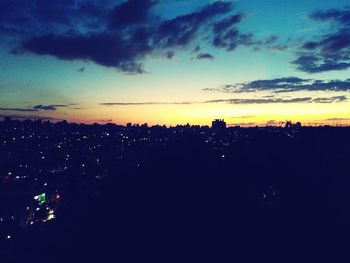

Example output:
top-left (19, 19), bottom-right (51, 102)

top-left (211, 119), bottom-right (226, 133)
top-left (285, 121), bottom-right (302, 129)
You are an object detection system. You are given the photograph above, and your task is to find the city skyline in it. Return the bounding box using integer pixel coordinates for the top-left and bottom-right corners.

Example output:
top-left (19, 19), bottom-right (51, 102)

top-left (1, 0), bottom-right (350, 126)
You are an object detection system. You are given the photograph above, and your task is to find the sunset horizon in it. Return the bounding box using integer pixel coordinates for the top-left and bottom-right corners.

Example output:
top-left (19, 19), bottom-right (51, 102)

top-left (1, 0), bottom-right (350, 126)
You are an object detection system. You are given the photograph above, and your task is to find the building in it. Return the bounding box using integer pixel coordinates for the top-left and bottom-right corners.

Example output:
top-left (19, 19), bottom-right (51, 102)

top-left (211, 119), bottom-right (226, 132)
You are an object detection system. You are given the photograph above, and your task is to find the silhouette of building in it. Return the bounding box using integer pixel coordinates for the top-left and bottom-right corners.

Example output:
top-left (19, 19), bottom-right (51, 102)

top-left (211, 119), bottom-right (226, 132)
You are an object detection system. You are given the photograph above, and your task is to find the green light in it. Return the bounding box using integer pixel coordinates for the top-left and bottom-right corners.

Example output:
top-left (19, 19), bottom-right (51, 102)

top-left (34, 193), bottom-right (46, 204)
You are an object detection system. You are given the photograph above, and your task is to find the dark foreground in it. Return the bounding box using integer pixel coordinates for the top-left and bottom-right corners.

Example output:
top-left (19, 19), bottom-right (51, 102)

top-left (1, 120), bottom-right (350, 262)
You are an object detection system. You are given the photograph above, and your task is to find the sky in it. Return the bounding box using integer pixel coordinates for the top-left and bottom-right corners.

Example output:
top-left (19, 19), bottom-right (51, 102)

top-left (1, 0), bottom-right (350, 126)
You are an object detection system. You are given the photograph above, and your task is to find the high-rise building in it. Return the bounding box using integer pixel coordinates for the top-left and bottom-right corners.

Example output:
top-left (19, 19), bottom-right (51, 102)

top-left (211, 119), bottom-right (226, 132)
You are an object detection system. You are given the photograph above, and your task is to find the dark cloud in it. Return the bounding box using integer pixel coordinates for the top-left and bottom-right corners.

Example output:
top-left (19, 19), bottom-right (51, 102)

top-left (154, 1), bottom-right (234, 49)
top-left (19, 33), bottom-right (148, 74)
top-left (77, 67), bottom-right (85, 72)
top-left (33, 105), bottom-right (56, 110)
top-left (33, 104), bottom-right (71, 111)
top-left (0, 103), bottom-right (73, 112)
top-left (204, 97), bottom-right (314, 104)
top-left (294, 7), bottom-right (350, 73)
top-left (100, 95), bottom-right (345, 106)
top-left (292, 54), bottom-right (350, 73)
top-left (11, 1), bottom-right (241, 74)
top-left (213, 28), bottom-right (243, 51)
top-left (196, 52), bottom-right (215, 60)
top-left (0, 0), bottom-right (110, 39)
top-left (310, 8), bottom-right (350, 25)
top-left (210, 12), bottom-right (261, 51)
top-left (109, 0), bottom-right (158, 29)
top-left (312, 96), bottom-right (346, 103)
top-left (213, 14), bottom-right (243, 34)
top-left (302, 41), bottom-right (319, 50)
top-left (0, 107), bottom-right (38, 112)
top-left (264, 35), bottom-right (278, 45)
top-left (192, 45), bottom-right (201, 53)
top-left (214, 77), bottom-right (350, 93)
top-left (165, 51), bottom-right (175, 59)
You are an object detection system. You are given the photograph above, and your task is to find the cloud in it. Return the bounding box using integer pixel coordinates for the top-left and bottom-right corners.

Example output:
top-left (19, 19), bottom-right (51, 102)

top-left (153, 1), bottom-right (234, 48)
top-left (266, 120), bottom-right (278, 126)
top-left (4, 1), bottom-right (284, 74)
top-left (213, 77), bottom-right (350, 93)
top-left (19, 32), bottom-right (148, 74)
top-left (0, 107), bottom-right (38, 112)
top-left (203, 87), bottom-right (224, 92)
top-left (0, 104), bottom-right (74, 112)
top-left (204, 97), bottom-right (314, 104)
top-left (324, 117), bottom-right (350, 121)
top-left (310, 8), bottom-right (350, 25)
top-left (98, 119), bottom-right (113, 123)
top-left (229, 122), bottom-right (256, 127)
top-left (294, 7), bottom-right (350, 73)
top-left (0, 0), bottom-right (109, 40)
top-left (213, 14), bottom-right (243, 34)
top-left (264, 35), bottom-right (279, 45)
top-left (100, 95), bottom-right (345, 106)
top-left (312, 96), bottom-right (346, 103)
top-left (109, 0), bottom-right (158, 29)
top-left (33, 104), bottom-right (71, 111)
top-left (231, 115), bottom-right (255, 119)
top-left (192, 45), bottom-right (201, 53)
top-left (210, 13), bottom-right (263, 51)
top-left (10, 1), bottom-right (243, 74)
top-left (100, 101), bottom-right (196, 106)
top-left (213, 29), bottom-right (255, 51)
top-left (196, 52), bottom-right (215, 60)
top-left (292, 54), bottom-right (350, 73)
top-left (165, 51), bottom-right (175, 59)
top-left (33, 105), bottom-right (57, 110)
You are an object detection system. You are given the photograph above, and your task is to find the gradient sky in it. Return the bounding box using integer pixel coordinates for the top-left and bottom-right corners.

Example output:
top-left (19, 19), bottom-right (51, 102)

top-left (1, 0), bottom-right (350, 126)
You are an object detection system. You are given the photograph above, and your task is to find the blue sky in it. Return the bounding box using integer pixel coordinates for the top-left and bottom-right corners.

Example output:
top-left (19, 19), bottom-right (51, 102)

top-left (1, 0), bottom-right (350, 125)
